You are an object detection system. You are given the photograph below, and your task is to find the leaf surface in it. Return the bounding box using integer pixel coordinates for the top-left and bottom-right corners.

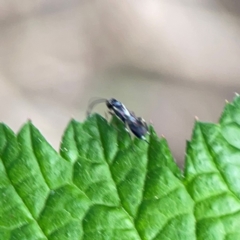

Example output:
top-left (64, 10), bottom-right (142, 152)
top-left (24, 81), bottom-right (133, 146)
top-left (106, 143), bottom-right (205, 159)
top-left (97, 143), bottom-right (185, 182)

top-left (1, 96), bottom-right (240, 239)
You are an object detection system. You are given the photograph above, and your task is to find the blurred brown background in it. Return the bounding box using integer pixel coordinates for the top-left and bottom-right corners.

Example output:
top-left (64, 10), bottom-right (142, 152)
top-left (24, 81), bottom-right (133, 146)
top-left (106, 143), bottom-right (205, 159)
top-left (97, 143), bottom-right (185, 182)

top-left (0, 0), bottom-right (240, 166)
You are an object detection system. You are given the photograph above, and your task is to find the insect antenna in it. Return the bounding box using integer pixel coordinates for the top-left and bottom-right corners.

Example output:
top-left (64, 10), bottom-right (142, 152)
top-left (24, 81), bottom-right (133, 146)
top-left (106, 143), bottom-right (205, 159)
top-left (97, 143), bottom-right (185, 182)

top-left (86, 97), bottom-right (107, 117)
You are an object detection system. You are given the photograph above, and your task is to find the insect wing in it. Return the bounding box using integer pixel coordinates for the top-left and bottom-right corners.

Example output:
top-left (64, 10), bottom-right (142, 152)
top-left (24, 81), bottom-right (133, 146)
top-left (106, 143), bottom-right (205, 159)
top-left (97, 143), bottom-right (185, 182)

top-left (127, 117), bottom-right (148, 139)
top-left (112, 103), bottom-right (131, 122)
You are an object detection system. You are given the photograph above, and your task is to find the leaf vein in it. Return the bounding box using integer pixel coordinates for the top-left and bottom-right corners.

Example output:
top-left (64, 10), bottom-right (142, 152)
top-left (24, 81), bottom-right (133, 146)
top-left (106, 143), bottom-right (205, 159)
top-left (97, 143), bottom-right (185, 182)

top-left (199, 124), bottom-right (240, 203)
top-left (2, 127), bottom-right (48, 238)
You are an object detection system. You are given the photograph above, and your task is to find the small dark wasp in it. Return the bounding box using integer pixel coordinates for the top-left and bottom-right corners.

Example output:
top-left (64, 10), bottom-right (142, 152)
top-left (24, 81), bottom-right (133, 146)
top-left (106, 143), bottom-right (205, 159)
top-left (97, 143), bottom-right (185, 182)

top-left (87, 98), bottom-right (149, 143)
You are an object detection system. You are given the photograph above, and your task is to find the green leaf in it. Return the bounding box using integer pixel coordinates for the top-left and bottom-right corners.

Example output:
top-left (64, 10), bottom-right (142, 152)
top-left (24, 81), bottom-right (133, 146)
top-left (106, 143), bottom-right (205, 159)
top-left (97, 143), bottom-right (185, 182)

top-left (184, 96), bottom-right (240, 240)
top-left (1, 96), bottom-right (240, 239)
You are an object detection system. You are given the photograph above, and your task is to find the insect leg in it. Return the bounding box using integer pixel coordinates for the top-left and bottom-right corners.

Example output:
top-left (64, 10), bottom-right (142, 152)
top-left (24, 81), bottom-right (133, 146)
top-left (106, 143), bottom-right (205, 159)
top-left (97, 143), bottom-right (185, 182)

top-left (124, 122), bottom-right (133, 141)
top-left (141, 136), bottom-right (150, 144)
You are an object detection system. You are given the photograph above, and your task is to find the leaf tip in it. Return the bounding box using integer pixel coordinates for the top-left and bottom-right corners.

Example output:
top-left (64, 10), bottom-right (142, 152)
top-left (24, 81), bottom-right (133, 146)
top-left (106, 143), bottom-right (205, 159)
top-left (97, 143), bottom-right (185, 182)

top-left (70, 118), bottom-right (77, 123)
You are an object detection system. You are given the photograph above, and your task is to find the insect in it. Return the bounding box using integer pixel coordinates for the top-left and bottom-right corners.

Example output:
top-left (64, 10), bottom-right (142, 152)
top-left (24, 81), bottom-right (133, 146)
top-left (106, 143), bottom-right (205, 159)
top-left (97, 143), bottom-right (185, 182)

top-left (126, 115), bottom-right (149, 142)
top-left (87, 98), bottom-right (149, 142)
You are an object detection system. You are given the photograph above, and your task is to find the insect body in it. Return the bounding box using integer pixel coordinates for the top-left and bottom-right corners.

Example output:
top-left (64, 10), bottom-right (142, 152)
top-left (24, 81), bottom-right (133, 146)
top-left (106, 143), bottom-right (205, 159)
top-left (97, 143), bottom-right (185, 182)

top-left (106, 98), bottom-right (131, 122)
top-left (87, 98), bottom-right (149, 142)
top-left (126, 116), bottom-right (149, 142)
top-left (87, 98), bottom-right (130, 123)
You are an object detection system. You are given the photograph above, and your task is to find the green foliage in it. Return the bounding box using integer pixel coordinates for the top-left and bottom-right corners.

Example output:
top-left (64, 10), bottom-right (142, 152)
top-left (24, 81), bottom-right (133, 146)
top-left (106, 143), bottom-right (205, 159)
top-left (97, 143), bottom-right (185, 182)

top-left (1, 96), bottom-right (240, 239)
